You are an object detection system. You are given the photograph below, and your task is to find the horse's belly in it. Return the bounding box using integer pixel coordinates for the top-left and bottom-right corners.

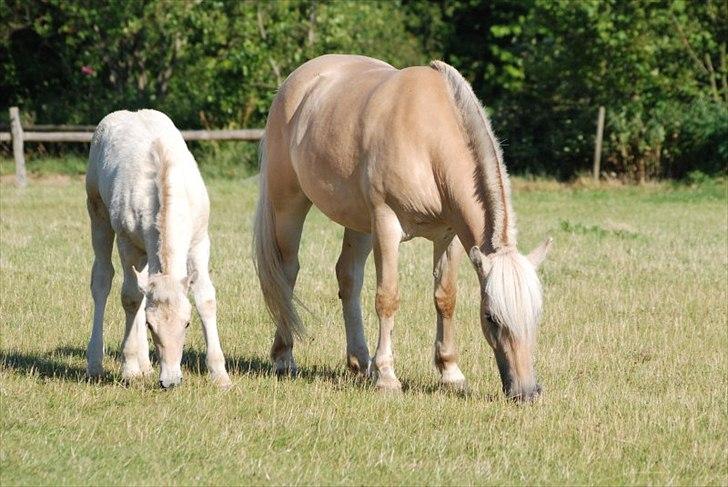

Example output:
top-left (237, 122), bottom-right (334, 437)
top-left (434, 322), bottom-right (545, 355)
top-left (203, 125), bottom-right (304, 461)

top-left (294, 160), bottom-right (372, 233)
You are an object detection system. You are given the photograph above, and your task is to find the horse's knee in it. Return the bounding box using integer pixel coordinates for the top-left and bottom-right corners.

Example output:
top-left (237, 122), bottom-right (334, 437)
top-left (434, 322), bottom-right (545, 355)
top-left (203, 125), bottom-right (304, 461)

top-left (434, 341), bottom-right (459, 370)
top-left (336, 260), bottom-right (355, 300)
top-left (375, 288), bottom-right (399, 318)
top-left (91, 262), bottom-right (114, 298)
top-left (434, 285), bottom-right (457, 319)
top-left (120, 289), bottom-right (142, 314)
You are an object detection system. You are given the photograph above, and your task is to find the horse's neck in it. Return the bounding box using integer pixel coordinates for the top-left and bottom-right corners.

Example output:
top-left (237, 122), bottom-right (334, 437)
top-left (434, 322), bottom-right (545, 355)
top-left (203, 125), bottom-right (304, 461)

top-left (447, 169), bottom-right (505, 253)
top-left (149, 162), bottom-right (191, 278)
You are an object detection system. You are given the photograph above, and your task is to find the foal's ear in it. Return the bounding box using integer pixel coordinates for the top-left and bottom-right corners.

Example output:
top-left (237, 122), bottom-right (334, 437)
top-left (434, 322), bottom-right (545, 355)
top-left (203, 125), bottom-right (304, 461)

top-left (181, 270), bottom-right (197, 293)
top-left (132, 266), bottom-right (149, 292)
top-left (527, 237), bottom-right (553, 269)
top-left (469, 246), bottom-right (493, 278)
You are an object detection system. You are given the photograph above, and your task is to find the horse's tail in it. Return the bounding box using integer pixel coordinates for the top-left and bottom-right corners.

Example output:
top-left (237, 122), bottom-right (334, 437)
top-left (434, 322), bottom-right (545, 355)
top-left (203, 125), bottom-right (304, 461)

top-left (252, 137), bottom-right (306, 343)
top-left (429, 60), bottom-right (516, 250)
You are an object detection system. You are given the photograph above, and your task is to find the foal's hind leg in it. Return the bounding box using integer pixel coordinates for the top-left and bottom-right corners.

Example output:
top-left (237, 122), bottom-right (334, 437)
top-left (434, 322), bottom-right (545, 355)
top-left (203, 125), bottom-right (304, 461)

top-left (433, 236), bottom-right (467, 390)
top-left (270, 198), bottom-right (311, 375)
top-left (86, 195), bottom-right (115, 378)
top-left (336, 228), bottom-right (372, 374)
top-left (116, 236), bottom-right (150, 380)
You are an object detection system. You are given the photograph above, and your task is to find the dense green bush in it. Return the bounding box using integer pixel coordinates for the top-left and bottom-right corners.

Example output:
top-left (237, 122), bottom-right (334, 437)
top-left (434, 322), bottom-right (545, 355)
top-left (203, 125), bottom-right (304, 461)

top-left (2, 0), bottom-right (725, 180)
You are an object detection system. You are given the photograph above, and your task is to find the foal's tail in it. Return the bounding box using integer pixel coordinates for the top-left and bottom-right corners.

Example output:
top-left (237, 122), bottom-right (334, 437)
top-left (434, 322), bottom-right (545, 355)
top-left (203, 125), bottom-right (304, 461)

top-left (252, 137), bottom-right (306, 343)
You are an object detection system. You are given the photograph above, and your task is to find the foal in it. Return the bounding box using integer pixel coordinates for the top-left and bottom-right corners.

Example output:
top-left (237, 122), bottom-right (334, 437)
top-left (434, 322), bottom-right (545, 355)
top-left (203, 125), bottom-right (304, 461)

top-left (86, 109), bottom-right (230, 388)
top-left (254, 55), bottom-right (551, 401)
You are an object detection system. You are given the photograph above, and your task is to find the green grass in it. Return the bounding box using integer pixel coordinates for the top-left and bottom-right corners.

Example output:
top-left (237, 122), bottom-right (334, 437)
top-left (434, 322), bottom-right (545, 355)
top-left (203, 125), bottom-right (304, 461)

top-left (1, 175), bottom-right (726, 485)
top-left (1, 141), bottom-right (260, 180)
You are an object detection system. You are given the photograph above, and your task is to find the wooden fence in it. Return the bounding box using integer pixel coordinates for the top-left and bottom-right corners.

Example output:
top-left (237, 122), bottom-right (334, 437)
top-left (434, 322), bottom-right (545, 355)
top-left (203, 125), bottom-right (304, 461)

top-left (1, 107), bottom-right (264, 187)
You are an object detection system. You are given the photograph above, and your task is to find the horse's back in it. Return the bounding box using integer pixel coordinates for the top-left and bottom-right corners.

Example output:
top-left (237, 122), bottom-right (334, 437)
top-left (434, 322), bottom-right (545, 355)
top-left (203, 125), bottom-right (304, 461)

top-left (267, 55), bottom-right (466, 235)
top-left (87, 109), bottom-right (205, 240)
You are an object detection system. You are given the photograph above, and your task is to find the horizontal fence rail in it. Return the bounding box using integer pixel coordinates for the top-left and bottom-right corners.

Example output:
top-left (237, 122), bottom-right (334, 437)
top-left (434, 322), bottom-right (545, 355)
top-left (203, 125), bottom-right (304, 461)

top-left (1, 107), bottom-right (264, 187)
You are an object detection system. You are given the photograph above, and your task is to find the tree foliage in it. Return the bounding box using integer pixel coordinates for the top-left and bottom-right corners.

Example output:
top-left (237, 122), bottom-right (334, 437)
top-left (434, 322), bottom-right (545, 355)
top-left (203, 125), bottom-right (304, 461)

top-left (1, 0), bottom-right (725, 179)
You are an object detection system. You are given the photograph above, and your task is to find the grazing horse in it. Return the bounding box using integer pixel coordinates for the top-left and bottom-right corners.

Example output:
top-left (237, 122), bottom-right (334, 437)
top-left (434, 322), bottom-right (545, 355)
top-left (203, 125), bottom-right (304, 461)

top-left (86, 109), bottom-right (231, 389)
top-left (254, 55), bottom-right (551, 401)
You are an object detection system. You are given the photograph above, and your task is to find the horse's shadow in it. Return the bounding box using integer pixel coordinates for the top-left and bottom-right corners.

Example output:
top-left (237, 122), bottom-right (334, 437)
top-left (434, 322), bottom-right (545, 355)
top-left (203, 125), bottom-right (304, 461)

top-left (0, 346), bottom-right (482, 398)
top-left (0, 345), bottom-right (364, 389)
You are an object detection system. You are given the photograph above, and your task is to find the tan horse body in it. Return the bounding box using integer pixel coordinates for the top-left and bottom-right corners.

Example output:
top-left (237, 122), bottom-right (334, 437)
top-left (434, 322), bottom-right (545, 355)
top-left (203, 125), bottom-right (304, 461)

top-left (255, 54), bottom-right (551, 400)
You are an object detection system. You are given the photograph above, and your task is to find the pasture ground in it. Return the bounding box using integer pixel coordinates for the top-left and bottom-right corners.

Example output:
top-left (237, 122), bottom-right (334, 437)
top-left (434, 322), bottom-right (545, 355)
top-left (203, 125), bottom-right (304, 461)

top-left (1, 174), bottom-right (726, 485)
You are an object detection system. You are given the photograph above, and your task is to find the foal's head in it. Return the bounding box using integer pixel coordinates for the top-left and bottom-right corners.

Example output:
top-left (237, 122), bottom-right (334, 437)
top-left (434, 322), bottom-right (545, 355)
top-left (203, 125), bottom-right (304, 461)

top-left (135, 269), bottom-right (194, 389)
top-left (469, 239), bottom-right (552, 402)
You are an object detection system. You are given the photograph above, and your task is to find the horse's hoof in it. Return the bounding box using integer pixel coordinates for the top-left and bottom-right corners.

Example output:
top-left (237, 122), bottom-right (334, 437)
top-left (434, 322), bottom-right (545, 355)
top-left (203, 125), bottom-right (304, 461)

top-left (275, 366), bottom-right (298, 378)
top-left (346, 356), bottom-right (371, 378)
top-left (440, 379), bottom-right (469, 395)
top-left (86, 370), bottom-right (103, 381)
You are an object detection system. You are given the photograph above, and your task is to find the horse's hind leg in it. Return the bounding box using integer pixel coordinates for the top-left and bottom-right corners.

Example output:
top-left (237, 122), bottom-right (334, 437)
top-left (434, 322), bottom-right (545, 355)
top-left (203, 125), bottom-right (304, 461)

top-left (269, 197), bottom-right (311, 375)
top-left (336, 228), bottom-right (372, 374)
top-left (86, 195), bottom-right (115, 378)
top-left (116, 236), bottom-right (149, 380)
top-left (433, 236), bottom-right (467, 390)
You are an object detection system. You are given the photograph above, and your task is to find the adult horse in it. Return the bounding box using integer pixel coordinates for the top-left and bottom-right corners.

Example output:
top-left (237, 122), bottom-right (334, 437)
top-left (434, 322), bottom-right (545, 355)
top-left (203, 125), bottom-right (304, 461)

top-left (254, 55), bottom-right (551, 401)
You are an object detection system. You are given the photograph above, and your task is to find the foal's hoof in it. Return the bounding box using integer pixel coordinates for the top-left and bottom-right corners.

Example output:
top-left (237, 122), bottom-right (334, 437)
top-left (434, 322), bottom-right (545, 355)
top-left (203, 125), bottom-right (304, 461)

top-left (375, 376), bottom-right (403, 393)
top-left (211, 371), bottom-right (233, 390)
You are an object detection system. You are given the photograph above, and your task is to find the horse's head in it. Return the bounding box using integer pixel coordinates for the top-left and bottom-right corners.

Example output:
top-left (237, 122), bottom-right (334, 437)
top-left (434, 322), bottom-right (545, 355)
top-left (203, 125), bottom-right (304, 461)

top-left (469, 238), bottom-right (552, 402)
top-left (135, 268), bottom-right (194, 389)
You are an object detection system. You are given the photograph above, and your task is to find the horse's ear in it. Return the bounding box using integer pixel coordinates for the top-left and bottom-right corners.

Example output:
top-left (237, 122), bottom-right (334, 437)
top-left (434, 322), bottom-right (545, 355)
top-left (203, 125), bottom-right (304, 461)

top-left (527, 237), bottom-right (553, 269)
top-left (132, 266), bottom-right (148, 292)
top-left (469, 246), bottom-right (493, 278)
top-left (181, 270), bottom-right (197, 293)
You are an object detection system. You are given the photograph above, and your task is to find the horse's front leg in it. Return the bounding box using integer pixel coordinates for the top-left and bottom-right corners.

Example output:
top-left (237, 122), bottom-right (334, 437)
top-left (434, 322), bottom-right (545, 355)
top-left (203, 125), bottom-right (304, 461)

top-left (371, 209), bottom-right (402, 391)
top-left (188, 235), bottom-right (231, 388)
top-left (336, 228), bottom-right (372, 375)
top-left (433, 236), bottom-right (467, 391)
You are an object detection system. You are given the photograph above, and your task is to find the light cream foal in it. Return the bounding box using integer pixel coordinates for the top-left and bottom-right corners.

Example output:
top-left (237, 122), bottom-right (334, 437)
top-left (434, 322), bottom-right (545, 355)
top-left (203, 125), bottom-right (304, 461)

top-left (254, 55), bottom-right (551, 401)
top-left (86, 109), bottom-right (230, 389)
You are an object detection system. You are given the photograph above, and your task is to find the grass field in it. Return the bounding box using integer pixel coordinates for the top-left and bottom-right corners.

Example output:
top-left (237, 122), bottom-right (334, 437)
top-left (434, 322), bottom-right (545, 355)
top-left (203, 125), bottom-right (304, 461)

top-left (1, 174), bottom-right (726, 485)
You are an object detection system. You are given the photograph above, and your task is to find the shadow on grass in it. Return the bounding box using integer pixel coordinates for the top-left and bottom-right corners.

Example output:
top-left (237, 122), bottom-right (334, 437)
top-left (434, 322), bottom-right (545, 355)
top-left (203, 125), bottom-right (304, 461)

top-left (0, 347), bottom-right (115, 384)
top-left (1, 346), bottom-right (480, 398)
top-left (0, 346), bottom-right (361, 388)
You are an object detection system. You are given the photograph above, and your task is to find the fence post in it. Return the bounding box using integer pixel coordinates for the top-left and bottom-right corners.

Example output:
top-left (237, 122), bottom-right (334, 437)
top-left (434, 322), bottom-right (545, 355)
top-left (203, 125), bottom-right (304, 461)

top-left (592, 106), bottom-right (605, 182)
top-left (10, 107), bottom-right (27, 188)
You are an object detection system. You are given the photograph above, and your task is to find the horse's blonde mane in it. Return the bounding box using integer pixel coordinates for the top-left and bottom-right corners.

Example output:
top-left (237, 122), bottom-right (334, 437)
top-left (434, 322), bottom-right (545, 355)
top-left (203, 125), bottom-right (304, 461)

top-left (430, 60), bottom-right (517, 250)
top-left (485, 250), bottom-right (542, 339)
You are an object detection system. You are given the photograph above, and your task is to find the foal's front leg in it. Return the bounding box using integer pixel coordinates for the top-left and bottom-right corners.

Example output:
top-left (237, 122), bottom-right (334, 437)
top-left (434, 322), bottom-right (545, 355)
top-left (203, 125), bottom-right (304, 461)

top-left (371, 209), bottom-right (402, 391)
top-left (433, 236), bottom-right (467, 390)
top-left (189, 236), bottom-right (231, 388)
top-left (117, 237), bottom-right (150, 380)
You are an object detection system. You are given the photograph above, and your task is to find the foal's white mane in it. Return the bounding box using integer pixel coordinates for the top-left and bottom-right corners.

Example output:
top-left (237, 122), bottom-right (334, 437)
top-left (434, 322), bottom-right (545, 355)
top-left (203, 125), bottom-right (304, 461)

top-left (148, 135), bottom-right (193, 278)
top-left (431, 61), bottom-right (541, 339)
